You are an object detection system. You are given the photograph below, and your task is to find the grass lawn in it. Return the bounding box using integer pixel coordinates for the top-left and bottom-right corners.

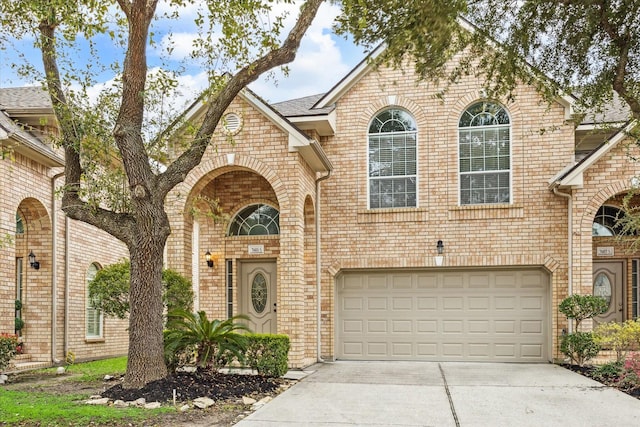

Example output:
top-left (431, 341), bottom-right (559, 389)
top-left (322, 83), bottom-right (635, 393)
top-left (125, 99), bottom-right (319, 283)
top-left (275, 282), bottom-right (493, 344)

top-left (0, 357), bottom-right (171, 426)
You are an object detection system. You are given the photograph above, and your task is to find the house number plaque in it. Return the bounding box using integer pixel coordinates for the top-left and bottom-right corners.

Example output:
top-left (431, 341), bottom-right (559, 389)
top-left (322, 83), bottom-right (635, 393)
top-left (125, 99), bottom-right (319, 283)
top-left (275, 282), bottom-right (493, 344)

top-left (596, 247), bottom-right (614, 257)
top-left (248, 244), bottom-right (264, 255)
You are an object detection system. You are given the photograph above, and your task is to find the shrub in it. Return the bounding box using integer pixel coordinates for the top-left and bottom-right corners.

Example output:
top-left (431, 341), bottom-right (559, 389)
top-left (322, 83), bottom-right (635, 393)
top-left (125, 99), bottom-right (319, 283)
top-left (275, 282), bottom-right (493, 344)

top-left (164, 310), bottom-right (250, 371)
top-left (594, 320), bottom-right (640, 361)
top-left (559, 294), bottom-right (608, 329)
top-left (560, 331), bottom-right (600, 366)
top-left (592, 361), bottom-right (624, 382)
top-left (89, 260), bottom-right (193, 323)
top-left (244, 334), bottom-right (290, 377)
top-left (0, 333), bottom-right (19, 372)
top-left (14, 317), bottom-right (24, 332)
top-left (624, 352), bottom-right (640, 378)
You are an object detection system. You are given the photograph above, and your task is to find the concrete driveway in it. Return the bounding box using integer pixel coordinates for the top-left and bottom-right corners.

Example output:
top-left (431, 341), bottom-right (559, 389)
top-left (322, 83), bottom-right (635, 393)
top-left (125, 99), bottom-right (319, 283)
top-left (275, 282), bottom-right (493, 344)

top-left (235, 361), bottom-right (640, 426)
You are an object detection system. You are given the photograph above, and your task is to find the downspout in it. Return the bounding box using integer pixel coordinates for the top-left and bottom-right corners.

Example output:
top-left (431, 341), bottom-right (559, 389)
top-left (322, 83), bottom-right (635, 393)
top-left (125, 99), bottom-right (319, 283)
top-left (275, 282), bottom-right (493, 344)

top-left (553, 185), bottom-right (573, 333)
top-left (315, 169), bottom-right (332, 363)
top-left (64, 215), bottom-right (70, 358)
top-left (51, 172), bottom-right (64, 364)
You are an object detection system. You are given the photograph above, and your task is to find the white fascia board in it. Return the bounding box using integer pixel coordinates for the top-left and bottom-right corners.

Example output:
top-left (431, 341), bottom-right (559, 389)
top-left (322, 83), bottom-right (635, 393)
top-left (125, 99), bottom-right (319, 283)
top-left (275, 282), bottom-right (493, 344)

top-left (559, 121), bottom-right (637, 187)
top-left (0, 127), bottom-right (8, 140)
top-left (314, 44), bottom-right (386, 109)
top-left (576, 122), bottom-right (627, 131)
top-left (288, 110), bottom-right (337, 136)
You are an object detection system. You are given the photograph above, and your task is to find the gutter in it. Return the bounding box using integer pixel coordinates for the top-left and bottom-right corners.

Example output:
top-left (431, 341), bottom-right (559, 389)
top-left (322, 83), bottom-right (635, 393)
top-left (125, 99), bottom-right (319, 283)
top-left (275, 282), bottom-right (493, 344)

top-left (315, 169), bottom-right (332, 362)
top-left (552, 185), bottom-right (573, 333)
top-left (51, 171), bottom-right (64, 364)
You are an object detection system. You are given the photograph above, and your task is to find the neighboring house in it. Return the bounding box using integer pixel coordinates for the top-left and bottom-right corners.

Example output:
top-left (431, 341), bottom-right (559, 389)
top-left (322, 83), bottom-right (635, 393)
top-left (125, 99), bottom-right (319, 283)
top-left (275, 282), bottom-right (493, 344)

top-left (0, 87), bottom-right (129, 368)
top-left (2, 42), bottom-right (639, 370)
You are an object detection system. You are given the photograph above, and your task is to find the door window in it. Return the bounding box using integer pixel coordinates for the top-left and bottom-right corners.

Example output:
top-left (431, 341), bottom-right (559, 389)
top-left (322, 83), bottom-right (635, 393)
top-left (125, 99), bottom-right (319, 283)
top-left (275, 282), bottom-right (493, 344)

top-left (251, 273), bottom-right (268, 313)
top-left (593, 272), bottom-right (612, 307)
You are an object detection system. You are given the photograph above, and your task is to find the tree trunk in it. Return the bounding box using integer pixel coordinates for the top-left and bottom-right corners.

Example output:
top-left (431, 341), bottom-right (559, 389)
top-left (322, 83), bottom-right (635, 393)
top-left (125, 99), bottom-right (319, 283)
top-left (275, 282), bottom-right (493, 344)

top-left (123, 201), bottom-right (170, 388)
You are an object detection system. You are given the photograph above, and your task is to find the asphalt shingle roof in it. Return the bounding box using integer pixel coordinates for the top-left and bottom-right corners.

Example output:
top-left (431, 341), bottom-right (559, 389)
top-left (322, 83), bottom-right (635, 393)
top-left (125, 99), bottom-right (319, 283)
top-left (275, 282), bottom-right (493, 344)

top-left (271, 93), bottom-right (334, 117)
top-left (0, 86), bottom-right (52, 111)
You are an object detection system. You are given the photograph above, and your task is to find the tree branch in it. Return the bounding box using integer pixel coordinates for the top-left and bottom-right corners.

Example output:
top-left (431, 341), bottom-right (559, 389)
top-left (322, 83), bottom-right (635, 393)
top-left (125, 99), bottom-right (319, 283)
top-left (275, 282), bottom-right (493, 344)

top-left (597, 3), bottom-right (640, 120)
top-left (38, 8), bottom-right (137, 246)
top-left (158, 0), bottom-right (324, 197)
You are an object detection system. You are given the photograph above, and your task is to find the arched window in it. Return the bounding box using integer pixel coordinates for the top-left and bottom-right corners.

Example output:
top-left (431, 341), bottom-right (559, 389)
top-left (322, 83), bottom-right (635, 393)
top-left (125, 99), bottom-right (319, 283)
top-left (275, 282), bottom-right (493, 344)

top-left (86, 263), bottom-right (103, 338)
top-left (593, 205), bottom-right (630, 236)
top-left (368, 108), bottom-right (417, 209)
top-left (228, 204), bottom-right (280, 236)
top-left (459, 101), bottom-right (511, 205)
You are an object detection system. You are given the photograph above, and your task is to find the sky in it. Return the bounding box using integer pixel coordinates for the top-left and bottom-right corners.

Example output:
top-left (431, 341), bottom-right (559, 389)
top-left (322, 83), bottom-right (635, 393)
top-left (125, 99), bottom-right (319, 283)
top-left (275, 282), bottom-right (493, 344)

top-left (0, 1), bottom-right (368, 108)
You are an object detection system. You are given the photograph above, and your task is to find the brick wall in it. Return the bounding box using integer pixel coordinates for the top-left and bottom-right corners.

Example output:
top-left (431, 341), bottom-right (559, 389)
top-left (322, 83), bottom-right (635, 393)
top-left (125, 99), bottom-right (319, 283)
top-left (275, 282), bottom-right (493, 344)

top-left (317, 60), bottom-right (575, 360)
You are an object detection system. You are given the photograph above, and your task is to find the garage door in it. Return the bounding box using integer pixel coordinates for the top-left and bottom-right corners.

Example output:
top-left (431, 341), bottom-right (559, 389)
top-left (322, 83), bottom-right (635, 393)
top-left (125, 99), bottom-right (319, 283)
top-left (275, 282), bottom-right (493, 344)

top-left (336, 269), bottom-right (549, 362)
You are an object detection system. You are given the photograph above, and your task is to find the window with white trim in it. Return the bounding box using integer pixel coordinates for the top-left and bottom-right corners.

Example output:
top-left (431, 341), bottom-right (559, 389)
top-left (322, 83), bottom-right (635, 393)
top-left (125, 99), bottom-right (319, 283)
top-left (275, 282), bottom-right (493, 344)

top-left (458, 101), bottom-right (510, 205)
top-left (86, 263), bottom-right (103, 338)
top-left (368, 108), bottom-right (417, 209)
top-left (228, 204), bottom-right (279, 236)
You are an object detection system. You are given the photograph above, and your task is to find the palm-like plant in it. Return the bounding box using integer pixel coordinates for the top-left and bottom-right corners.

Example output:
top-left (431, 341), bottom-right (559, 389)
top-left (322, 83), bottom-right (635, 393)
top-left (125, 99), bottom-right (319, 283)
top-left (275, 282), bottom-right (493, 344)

top-left (164, 309), bottom-right (251, 371)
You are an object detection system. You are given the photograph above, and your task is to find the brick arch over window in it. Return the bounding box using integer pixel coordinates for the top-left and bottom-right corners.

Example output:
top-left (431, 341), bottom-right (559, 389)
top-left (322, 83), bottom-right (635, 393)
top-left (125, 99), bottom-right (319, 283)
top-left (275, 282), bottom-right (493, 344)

top-left (175, 154), bottom-right (291, 217)
top-left (359, 95), bottom-right (428, 130)
top-left (580, 180), bottom-right (631, 236)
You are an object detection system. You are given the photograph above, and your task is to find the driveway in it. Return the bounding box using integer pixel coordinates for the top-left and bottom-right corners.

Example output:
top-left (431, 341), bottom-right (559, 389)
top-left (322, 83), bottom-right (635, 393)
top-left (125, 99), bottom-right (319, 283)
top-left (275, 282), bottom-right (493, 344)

top-left (235, 361), bottom-right (640, 426)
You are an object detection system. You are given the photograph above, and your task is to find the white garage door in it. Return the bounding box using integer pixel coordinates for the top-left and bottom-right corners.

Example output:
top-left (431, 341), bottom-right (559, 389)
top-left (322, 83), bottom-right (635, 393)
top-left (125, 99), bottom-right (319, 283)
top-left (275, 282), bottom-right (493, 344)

top-left (336, 269), bottom-right (549, 362)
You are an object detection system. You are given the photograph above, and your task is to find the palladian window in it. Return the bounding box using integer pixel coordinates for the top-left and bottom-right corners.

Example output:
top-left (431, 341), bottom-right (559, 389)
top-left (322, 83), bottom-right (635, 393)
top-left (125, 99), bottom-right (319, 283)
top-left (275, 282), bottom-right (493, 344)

top-left (368, 108), bottom-right (417, 209)
top-left (228, 204), bottom-right (280, 236)
top-left (592, 205), bottom-right (631, 236)
top-left (458, 101), bottom-right (511, 205)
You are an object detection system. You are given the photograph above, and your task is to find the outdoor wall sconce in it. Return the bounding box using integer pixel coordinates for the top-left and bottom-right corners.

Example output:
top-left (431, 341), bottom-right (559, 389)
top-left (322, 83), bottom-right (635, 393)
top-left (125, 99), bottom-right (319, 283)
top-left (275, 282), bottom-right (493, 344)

top-left (435, 240), bottom-right (444, 266)
top-left (28, 250), bottom-right (40, 270)
top-left (205, 251), bottom-right (214, 269)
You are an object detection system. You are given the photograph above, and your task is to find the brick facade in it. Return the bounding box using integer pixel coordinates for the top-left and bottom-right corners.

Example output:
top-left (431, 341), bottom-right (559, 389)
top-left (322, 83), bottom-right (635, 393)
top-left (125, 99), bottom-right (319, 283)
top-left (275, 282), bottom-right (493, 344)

top-left (3, 50), bottom-right (638, 369)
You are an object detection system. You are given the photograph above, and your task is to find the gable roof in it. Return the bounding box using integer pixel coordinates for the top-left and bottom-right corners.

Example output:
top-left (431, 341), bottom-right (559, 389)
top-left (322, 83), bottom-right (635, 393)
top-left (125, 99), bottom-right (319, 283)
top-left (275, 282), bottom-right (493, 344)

top-left (271, 93), bottom-right (336, 137)
top-left (180, 86), bottom-right (332, 173)
top-left (550, 120), bottom-right (637, 189)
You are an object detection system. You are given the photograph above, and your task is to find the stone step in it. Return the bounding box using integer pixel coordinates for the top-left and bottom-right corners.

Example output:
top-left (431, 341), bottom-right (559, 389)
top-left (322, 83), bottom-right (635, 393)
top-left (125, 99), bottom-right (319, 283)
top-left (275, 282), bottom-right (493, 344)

top-left (12, 353), bottom-right (32, 361)
top-left (8, 360), bottom-right (52, 373)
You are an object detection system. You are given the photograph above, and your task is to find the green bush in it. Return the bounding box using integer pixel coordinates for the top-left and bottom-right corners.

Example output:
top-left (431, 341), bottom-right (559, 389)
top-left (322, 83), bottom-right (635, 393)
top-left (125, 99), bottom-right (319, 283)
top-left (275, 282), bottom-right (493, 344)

top-left (594, 320), bottom-right (640, 361)
top-left (244, 334), bottom-right (290, 377)
top-left (0, 333), bottom-right (19, 372)
top-left (88, 260), bottom-right (193, 323)
top-left (559, 294), bottom-right (608, 329)
top-left (592, 361), bottom-right (623, 382)
top-left (561, 331), bottom-right (601, 366)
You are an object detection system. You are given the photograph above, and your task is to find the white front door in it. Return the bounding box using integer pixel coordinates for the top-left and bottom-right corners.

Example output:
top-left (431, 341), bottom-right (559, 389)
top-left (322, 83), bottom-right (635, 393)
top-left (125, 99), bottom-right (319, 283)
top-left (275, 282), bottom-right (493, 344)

top-left (593, 261), bottom-right (624, 325)
top-left (240, 261), bottom-right (277, 334)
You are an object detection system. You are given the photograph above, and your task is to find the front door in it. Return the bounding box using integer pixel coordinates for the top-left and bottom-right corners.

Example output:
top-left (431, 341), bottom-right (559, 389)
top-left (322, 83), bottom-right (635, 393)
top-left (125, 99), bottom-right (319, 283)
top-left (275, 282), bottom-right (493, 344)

top-left (240, 261), bottom-right (277, 334)
top-left (593, 261), bottom-right (624, 325)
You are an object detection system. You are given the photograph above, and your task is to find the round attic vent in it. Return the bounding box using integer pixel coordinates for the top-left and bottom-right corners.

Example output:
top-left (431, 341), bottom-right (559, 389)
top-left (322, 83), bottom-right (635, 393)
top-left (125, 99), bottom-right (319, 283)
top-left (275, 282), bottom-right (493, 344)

top-left (222, 112), bottom-right (242, 135)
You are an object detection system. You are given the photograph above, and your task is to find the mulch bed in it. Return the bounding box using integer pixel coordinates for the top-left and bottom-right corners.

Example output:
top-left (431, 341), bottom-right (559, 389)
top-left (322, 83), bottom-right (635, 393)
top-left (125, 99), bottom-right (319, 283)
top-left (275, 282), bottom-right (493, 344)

top-left (101, 370), bottom-right (285, 403)
top-left (561, 363), bottom-right (640, 399)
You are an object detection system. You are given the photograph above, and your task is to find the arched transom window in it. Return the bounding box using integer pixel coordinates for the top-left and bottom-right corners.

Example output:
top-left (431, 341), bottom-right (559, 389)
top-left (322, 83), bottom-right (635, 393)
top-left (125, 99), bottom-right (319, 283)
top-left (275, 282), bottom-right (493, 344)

top-left (228, 204), bottom-right (280, 236)
top-left (593, 205), bottom-right (631, 236)
top-left (368, 108), bottom-right (417, 209)
top-left (458, 101), bottom-right (511, 205)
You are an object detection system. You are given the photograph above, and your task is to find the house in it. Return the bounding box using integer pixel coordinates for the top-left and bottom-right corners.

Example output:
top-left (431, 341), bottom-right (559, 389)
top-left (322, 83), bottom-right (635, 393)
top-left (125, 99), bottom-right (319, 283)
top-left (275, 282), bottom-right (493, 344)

top-left (2, 41), bottom-right (638, 369)
top-left (164, 46), bottom-right (639, 368)
top-left (0, 87), bottom-right (129, 368)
